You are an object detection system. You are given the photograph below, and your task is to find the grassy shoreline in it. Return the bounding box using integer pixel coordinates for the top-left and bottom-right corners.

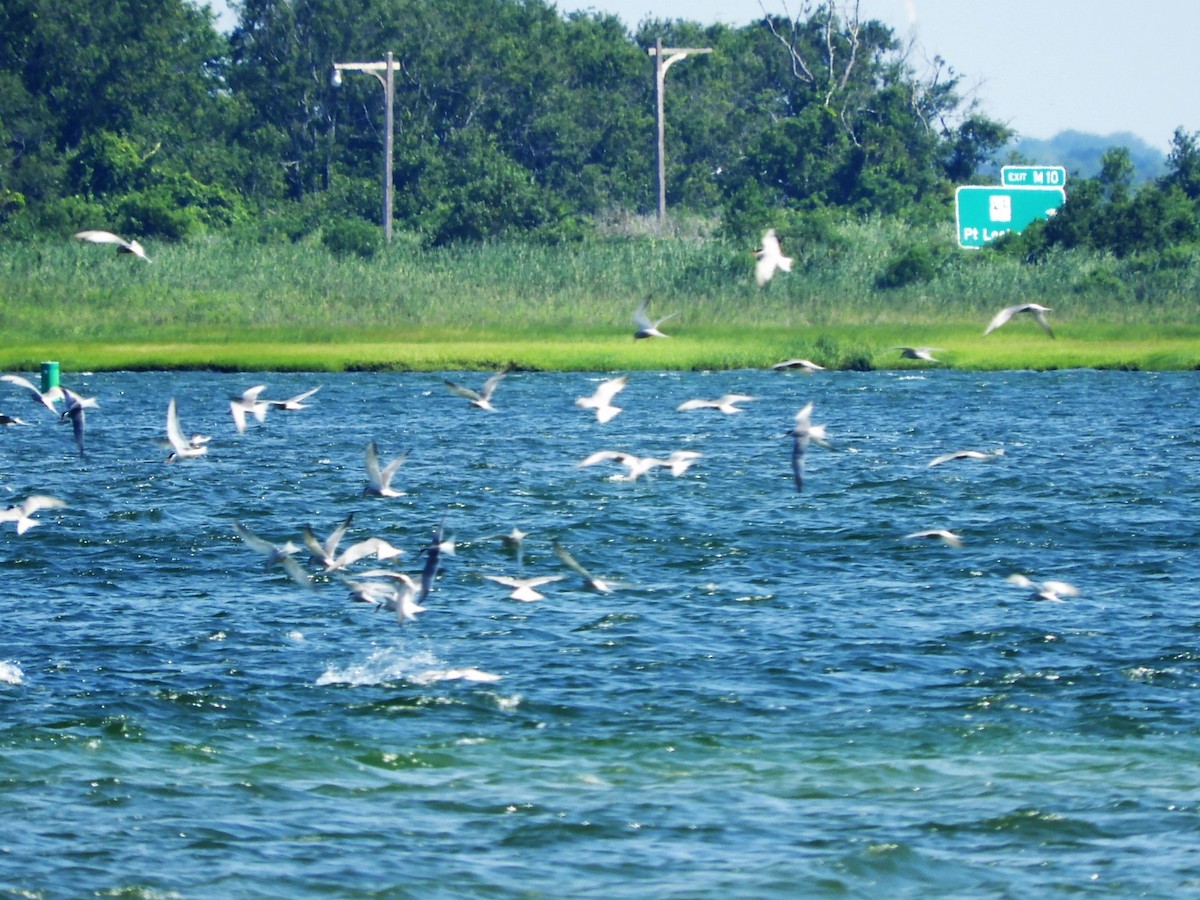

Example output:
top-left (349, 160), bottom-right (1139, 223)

top-left (3, 229), bottom-right (1199, 372)
top-left (3, 326), bottom-right (1198, 373)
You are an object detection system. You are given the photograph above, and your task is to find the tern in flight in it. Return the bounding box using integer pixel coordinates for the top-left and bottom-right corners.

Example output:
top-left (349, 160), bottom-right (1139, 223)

top-left (676, 393), bottom-right (757, 414)
top-left (553, 542), bottom-right (624, 593)
top-left (268, 386), bottom-right (320, 411)
top-left (902, 529), bottom-right (964, 549)
top-left (754, 228), bottom-right (793, 286)
top-left (1, 373), bottom-right (63, 415)
top-left (444, 367), bottom-right (511, 412)
top-left (984, 303), bottom-right (1055, 338)
top-left (163, 398), bottom-right (209, 462)
top-left (59, 386), bottom-right (98, 455)
top-left (633, 299), bottom-right (678, 339)
top-left (230, 384), bottom-right (270, 434)
top-left (1006, 573), bottom-right (1079, 602)
top-left (928, 449), bottom-right (1004, 468)
top-left (233, 522), bottom-right (312, 587)
top-left (576, 374), bottom-right (628, 423)
top-left (786, 402), bottom-right (833, 492)
top-left (484, 574), bottom-right (565, 602)
top-left (0, 495), bottom-right (66, 535)
top-left (74, 229), bottom-right (150, 261)
top-left (364, 441), bottom-right (409, 497)
top-left (771, 359), bottom-right (824, 373)
top-left (894, 347), bottom-right (943, 362)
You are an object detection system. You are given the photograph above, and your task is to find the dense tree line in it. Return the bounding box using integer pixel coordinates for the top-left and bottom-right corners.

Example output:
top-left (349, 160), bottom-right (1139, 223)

top-left (1, 0), bottom-right (1196, 259)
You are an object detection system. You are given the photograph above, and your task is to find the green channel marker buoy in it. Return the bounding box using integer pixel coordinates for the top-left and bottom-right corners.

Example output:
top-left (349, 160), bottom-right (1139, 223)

top-left (40, 361), bottom-right (60, 393)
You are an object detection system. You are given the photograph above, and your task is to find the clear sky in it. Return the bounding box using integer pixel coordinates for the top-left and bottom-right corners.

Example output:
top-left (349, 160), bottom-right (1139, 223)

top-left (205, 0), bottom-right (1197, 153)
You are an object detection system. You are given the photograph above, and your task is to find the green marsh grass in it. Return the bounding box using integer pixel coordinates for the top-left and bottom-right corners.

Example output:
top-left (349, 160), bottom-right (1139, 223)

top-left (2, 221), bottom-right (1198, 371)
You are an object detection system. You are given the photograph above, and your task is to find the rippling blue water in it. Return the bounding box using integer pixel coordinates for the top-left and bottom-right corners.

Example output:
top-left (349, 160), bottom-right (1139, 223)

top-left (2, 368), bottom-right (1199, 897)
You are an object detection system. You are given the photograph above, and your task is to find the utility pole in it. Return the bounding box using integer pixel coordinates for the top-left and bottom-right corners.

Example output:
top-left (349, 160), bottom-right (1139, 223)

top-left (331, 51), bottom-right (400, 242)
top-left (649, 39), bottom-right (712, 225)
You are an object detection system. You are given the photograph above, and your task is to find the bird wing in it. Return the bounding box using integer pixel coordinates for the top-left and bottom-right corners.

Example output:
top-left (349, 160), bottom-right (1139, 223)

top-left (553, 543), bottom-right (593, 579)
top-left (790, 435), bottom-right (807, 491)
top-left (22, 494), bottom-right (66, 515)
top-left (984, 304), bottom-right (1020, 335)
top-left (233, 522), bottom-right (279, 556)
top-left (444, 380), bottom-right (481, 402)
top-left (364, 441), bottom-right (384, 489)
top-left (632, 299), bottom-right (654, 330)
top-left (676, 399), bottom-right (713, 411)
top-left (165, 399), bottom-right (188, 450)
top-left (1032, 309), bottom-right (1055, 338)
top-left (479, 367), bottom-right (510, 401)
top-left (379, 449), bottom-right (410, 485)
top-left (588, 375), bottom-right (627, 406)
top-left (74, 230), bottom-right (131, 249)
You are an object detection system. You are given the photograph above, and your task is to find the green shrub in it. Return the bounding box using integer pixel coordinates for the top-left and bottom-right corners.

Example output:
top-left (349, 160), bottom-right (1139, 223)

top-left (321, 218), bottom-right (383, 258)
top-left (876, 245), bottom-right (938, 289)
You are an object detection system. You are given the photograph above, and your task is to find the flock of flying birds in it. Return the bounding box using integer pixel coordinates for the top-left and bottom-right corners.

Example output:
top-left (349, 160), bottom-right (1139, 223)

top-left (0, 227), bottom-right (1074, 625)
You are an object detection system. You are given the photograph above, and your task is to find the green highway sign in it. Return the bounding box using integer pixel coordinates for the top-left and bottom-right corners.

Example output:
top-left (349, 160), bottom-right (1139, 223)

top-left (1000, 165), bottom-right (1067, 187)
top-left (955, 185), bottom-right (1066, 249)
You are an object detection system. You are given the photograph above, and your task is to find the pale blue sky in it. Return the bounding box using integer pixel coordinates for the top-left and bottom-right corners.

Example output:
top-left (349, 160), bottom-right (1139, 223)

top-left (205, 0), bottom-right (1197, 153)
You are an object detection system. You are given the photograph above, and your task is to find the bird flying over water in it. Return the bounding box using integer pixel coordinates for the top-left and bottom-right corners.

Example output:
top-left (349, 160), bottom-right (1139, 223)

top-left (633, 299), bottom-right (678, 339)
top-left (894, 347), bottom-right (943, 362)
top-left (59, 386), bottom-right (97, 455)
top-left (1006, 573), bottom-right (1079, 602)
top-left (984, 303), bottom-right (1055, 338)
top-left (902, 529), bottom-right (964, 549)
top-left (74, 229), bottom-right (150, 261)
top-left (0, 494), bottom-right (66, 535)
top-left (676, 393), bottom-right (756, 415)
top-left (230, 384), bottom-right (270, 434)
top-left (444, 367), bottom-right (510, 412)
top-left (754, 228), bottom-right (792, 286)
top-left (771, 358), bottom-right (824, 373)
top-left (268, 386), bottom-right (321, 411)
top-left (233, 521), bottom-right (312, 587)
top-left (576, 375), bottom-right (627, 423)
top-left (553, 542), bottom-right (624, 594)
top-left (927, 449), bottom-right (1003, 467)
top-left (0, 413), bottom-right (31, 426)
top-left (786, 402), bottom-right (833, 492)
top-left (1, 374), bottom-right (62, 415)
top-left (163, 398), bottom-right (208, 462)
top-left (364, 441), bottom-right (409, 497)
top-left (484, 574), bottom-right (564, 602)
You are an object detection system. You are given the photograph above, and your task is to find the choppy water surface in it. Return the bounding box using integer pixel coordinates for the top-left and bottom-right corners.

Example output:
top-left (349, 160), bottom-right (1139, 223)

top-left (2, 368), bottom-right (1199, 897)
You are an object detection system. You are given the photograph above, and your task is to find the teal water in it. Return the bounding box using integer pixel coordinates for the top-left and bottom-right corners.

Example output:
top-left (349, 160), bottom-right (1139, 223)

top-left (2, 369), bottom-right (1199, 897)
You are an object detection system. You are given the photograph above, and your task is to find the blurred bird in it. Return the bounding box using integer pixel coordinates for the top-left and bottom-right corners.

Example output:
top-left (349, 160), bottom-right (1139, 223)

top-left (59, 386), bottom-right (97, 455)
top-left (364, 441), bottom-right (409, 497)
top-left (163, 398), bottom-right (208, 462)
top-left (233, 521), bottom-right (311, 587)
top-left (676, 393), bottom-right (756, 414)
top-left (633, 298), bottom-right (678, 339)
top-left (1006, 573), bottom-right (1079, 602)
top-left (576, 374), bottom-right (628, 423)
top-left (230, 384), bottom-right (270, 434)
top-left (553, 542), bottom-right (624, 593)
top-left (484, 574), bottom-right (564, 602)
top-left (771, 359), bottom-right (824, 373)
top-left (74, 229), bottom-right (150, 261)
top-left (786, 402), bottom-right (833, 492)
top-left (928, 449), bottom-right (1003, 467)
top-left (1, 373), bottom-right (63, 415)
top-left (0, 413), bottom-right (31, 426)
top-left (895, 347), bottom-right (943, 362)
top-left (902, 529), bottom-right (963, 549)
top-left (444, 367), bottom-right (510, 412)
top-left (418, 515), bottom-right (454, 605)
top-left (984, 303), bottom-right (1055, 338)
top-left (754, 228), bottom-right (792, 286)
top-left (268, 386), bottom-right (320, 411)
top-left (0, 494), bottom-right (66, 535)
